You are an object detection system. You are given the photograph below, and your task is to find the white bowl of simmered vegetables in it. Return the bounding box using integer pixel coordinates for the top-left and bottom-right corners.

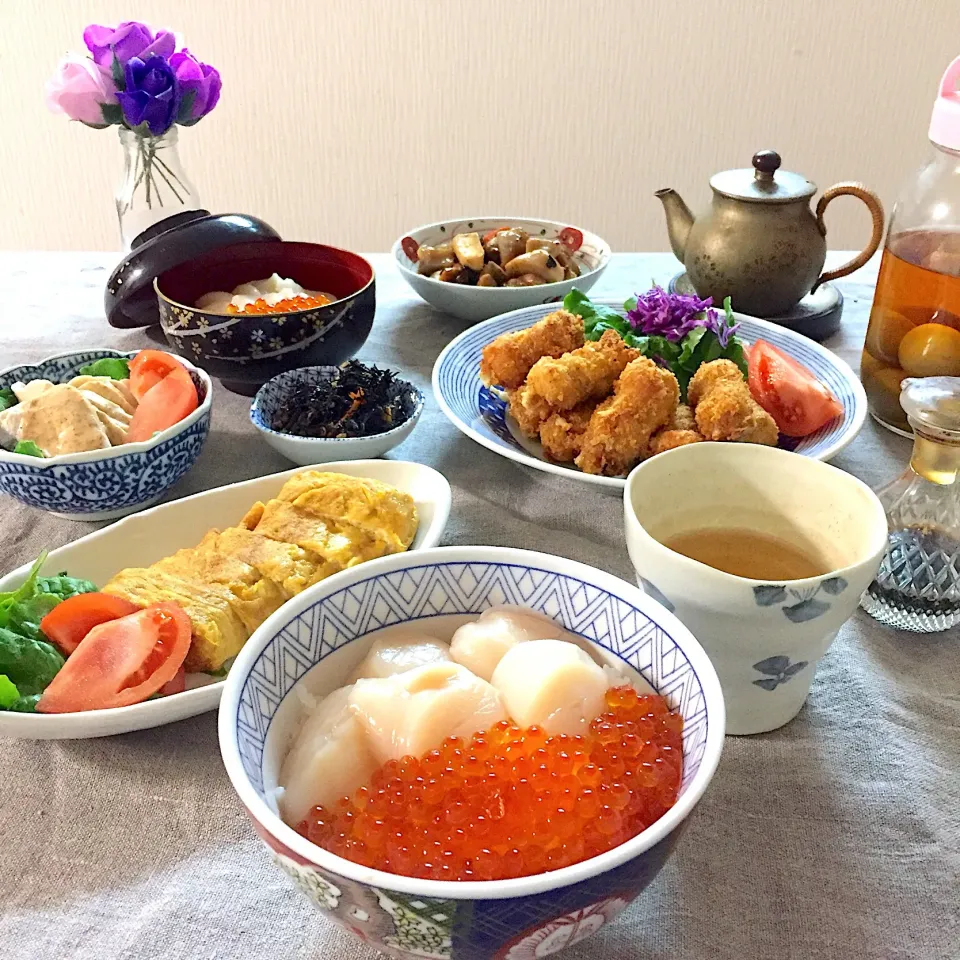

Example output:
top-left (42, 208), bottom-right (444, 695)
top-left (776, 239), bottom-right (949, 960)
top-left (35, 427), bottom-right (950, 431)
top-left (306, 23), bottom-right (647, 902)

top-left (392, 217), bottom-right (611, 322)
top-left (250, 361), bottom-right (425, 465)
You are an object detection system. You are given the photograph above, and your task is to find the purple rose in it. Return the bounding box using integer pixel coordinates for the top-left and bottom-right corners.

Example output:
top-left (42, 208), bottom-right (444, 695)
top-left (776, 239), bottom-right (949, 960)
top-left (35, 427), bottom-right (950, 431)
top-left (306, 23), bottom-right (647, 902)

top-left (170, 49), bottom-right (221, 124)
top-left (83, 21), bottom-right (175, 69)
top-left (117, 55), bottom-right (179, 136)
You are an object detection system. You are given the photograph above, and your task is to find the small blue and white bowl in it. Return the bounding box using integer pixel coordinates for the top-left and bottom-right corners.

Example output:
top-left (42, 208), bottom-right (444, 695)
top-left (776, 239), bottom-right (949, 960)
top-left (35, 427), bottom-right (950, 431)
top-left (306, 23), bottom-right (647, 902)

top-left (0, 350), bottom-right (212, 521)
top-left (251, 366), bottom-right (424, 466)
top-left (219, 546), bottom-right (724, 960)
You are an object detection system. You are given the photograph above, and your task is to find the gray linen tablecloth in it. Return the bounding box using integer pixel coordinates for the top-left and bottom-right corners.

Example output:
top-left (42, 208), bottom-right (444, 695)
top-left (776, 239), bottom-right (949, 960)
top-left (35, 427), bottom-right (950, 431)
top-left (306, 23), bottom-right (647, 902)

top-left (1, 252), bottom-right (956, 960)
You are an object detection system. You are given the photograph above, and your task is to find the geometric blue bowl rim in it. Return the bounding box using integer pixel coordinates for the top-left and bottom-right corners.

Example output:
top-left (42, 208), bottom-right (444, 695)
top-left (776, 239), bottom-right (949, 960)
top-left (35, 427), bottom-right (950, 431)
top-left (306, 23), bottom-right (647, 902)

top-left (218, 545), bottom-right (726, 901)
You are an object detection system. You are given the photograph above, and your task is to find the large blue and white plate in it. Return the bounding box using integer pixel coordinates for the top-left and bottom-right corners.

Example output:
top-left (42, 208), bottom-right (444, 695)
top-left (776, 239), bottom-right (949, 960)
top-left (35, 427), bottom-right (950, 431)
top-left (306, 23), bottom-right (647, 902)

top-left (432, 301), bottom-right (867, 489)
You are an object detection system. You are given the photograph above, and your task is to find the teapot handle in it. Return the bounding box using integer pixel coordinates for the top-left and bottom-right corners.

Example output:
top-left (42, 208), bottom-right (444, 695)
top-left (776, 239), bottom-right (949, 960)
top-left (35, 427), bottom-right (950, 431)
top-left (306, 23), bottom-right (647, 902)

top-left (812, 182), bottom-right (885, 292)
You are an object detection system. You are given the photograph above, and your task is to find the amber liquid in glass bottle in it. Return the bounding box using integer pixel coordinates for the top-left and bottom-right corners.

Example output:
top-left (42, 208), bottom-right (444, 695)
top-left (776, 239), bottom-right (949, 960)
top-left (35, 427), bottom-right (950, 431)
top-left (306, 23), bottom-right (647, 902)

top-left (861, 229), bottom-right (960, 434)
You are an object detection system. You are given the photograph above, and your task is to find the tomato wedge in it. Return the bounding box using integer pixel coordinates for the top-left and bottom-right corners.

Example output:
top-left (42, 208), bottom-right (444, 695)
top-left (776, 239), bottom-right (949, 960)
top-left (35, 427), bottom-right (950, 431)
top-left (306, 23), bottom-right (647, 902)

top-left (129, 349), bottom-right (185, 400)
top-left (36, 603), bottom-right (192, 713)
top-left (159, 665), bottom-right (186, 697)
top-left (40, 592), bottom-right (140, 656)
top-left (126, 364), bottom-right (199, 443)
top-left (400, 236), bottom-right (420, 261)
top-left (748, 339), bottom-right (843, 437)
top-left (558, 227), bottom-right (584, 252)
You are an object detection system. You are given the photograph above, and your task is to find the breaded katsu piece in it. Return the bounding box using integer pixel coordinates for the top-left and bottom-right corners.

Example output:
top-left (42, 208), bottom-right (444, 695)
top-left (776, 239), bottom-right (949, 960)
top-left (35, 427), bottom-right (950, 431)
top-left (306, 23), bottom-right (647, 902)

top-left (539, 402), bottom-right (597, 463)
top-left (524, 330), bottom-right (638, 411)
top-left (649, 403), bottom-right (703, 455)
top-left (575, 357), bottom-right (679, 476)
top-left (507, 384), bottom-right (555, 438)
top-left (480, 310), bottom-right (584, 389)
top-left (688, 359), bottom-right (778, 446)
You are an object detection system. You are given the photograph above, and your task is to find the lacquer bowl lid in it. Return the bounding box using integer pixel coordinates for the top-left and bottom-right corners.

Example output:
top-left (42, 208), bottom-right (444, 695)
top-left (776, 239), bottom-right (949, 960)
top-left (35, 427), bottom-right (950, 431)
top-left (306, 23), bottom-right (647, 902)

top-left (104, 211), bottom-right (282, 329)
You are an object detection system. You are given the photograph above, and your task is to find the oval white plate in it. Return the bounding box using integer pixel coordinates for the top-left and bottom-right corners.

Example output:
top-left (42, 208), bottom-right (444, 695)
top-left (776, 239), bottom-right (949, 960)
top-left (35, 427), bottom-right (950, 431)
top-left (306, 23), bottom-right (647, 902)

top-left (0, 459), bottom-right (451, 739)
top-left (433, 300), bottom-right (867, 489)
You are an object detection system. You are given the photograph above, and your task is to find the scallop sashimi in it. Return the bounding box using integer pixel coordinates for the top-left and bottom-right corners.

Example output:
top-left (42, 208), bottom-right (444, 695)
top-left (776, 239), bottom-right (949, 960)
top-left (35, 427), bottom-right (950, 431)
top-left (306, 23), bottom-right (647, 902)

top-left (449, 606), bottom-right (563, 681)
top-left (277, 685), bottom-right (379, 824)
top-left (491, 638), bottom-right (608, 735)
top-left (348, 662), bottom-right (507, 762)
top-left (350, 636), bottom-right (451, 681)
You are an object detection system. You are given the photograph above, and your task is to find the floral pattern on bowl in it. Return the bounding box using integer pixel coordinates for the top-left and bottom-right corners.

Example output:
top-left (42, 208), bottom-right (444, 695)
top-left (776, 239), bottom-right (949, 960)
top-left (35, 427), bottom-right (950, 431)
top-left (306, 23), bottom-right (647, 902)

top-left (753, 576), bottom-right (848, 622)
top-left (0, 350), bottom-right (211, 520)
top-left (219, 547), bottom-right (725, 960)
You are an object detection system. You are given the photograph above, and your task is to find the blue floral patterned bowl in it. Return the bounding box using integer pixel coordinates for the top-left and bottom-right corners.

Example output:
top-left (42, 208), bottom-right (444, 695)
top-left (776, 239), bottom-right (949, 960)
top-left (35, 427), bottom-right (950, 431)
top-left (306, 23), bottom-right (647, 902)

top-left (219, 546), bottom-right (724, 960)
top-left (0, 350), bottom-right (212, 521)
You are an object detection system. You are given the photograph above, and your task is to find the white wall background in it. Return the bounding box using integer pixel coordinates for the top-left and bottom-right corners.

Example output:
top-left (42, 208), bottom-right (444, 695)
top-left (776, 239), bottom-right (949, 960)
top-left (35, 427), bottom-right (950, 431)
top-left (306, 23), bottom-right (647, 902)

top-left (2, 0), bottom-right (959, 252)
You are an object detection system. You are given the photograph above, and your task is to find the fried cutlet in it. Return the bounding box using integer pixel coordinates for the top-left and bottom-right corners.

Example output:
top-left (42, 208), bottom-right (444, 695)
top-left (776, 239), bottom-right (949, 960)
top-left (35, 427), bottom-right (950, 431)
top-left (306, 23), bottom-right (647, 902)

top-left (539, 402), bottom-right (597, 463)
top-left (480, 310), bottom-right (584, 389)
top-left (575, 357), bottom-right (679, 476)
top-left (688, 359), bottom-right (778, 446)
top-left (524, 330), bottom-right (638, 410)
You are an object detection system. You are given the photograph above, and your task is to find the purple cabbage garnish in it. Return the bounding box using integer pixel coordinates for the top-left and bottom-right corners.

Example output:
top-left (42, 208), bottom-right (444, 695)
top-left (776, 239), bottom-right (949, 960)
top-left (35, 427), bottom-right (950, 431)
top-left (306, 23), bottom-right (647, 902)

top-left (625, 285), bottom-right (740, 347)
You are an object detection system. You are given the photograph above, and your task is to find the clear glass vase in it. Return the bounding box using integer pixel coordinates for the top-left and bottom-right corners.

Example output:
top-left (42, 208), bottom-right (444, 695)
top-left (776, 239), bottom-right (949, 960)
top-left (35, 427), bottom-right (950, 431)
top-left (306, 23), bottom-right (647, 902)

top-left (115, 127), bottom-right (201, 251)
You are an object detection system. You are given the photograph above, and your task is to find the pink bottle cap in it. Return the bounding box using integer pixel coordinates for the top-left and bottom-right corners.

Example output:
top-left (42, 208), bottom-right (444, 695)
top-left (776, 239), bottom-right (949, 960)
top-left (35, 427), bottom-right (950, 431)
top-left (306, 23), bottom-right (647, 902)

top-left (929, 56), bottom-right (960, 150)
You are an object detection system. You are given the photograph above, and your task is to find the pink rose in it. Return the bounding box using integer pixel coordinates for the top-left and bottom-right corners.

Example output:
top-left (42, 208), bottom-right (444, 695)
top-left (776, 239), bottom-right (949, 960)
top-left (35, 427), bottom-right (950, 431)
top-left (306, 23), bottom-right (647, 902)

top-left (45, 55), bottom-right (118, 127)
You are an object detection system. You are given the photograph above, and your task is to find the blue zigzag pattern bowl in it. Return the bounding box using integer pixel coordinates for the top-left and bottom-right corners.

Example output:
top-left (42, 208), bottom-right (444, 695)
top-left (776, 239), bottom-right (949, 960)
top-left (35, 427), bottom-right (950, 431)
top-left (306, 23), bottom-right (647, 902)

top-left (0, 350), bottom-right (212, 521)
top-left (219, 546), bottom-right (724, 960)
top-left (433, 301), bottom-right (868, 490)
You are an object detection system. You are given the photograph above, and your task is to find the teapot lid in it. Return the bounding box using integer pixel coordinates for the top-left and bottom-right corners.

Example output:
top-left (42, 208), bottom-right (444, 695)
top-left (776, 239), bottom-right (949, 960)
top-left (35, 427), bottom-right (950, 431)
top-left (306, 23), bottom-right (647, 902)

top-left (710, 151), bottom-right (817, 204)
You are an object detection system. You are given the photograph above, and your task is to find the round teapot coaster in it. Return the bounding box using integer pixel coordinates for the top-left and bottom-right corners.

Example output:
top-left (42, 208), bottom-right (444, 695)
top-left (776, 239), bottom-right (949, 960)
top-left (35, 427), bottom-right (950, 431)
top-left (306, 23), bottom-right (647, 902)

top-left (669, 272), bottom-right (843, 342)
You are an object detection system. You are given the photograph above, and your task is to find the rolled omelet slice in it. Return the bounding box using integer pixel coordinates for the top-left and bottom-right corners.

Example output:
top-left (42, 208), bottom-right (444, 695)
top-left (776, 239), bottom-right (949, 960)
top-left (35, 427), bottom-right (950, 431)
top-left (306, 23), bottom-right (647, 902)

top-left (214, 526), bottom-right (333, 597)
top-left (103, 567), bottom-right (249, 672)
top-left (274, 472), bottom-right (418, 554)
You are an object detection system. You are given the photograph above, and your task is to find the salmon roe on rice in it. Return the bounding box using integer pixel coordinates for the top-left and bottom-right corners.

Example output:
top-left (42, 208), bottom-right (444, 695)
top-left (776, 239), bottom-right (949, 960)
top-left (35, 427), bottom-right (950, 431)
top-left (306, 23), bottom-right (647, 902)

top-left (227, 294), bottom-right (334, 315)
top-left (295, 686), bottom-right (683, 882)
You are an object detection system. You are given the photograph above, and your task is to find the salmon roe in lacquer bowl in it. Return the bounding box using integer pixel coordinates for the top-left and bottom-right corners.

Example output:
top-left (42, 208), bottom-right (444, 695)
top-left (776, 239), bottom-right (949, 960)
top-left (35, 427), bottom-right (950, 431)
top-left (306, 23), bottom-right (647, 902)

top-left (219, 546), bottom-right (724, 960)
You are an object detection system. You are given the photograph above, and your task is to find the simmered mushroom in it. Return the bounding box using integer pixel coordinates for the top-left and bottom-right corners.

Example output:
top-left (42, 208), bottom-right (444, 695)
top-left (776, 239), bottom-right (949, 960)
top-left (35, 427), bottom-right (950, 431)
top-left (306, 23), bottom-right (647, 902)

top-left (480, 261), bottom-right (507, 285)
top-left (495, 229), bottom-right (528, 267)
top-left (418, 242), bottom-right (456, 275)
top-left (438, 263), bottom-right (464, 283)
top-left (503, 249), bottom-right (565, 284)
top-left (476, 273), bottom-right (498, 287)
top-left (505, 273), bottom-right (546, 287)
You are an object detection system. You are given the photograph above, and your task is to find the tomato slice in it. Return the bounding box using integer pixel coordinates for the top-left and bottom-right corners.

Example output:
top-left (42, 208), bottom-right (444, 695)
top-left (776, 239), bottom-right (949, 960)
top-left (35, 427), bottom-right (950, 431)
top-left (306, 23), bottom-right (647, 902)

top-left (36, 603), bottom-right (192, 713)
top-left (129, 350), bottom-right (185, 400)
top-left (400, 236), bottom-right (420, 261)
top-left (482, 226), bottom-right (512, 244)
top-left (40, 592), bottom-right (141, 656)
top-left (158, 665), bottom-right (186, 697)
top-left (126, 364), bottom-right (199, 443)
top-left (558, 227), bottom-right (584, 252)
top-left (748, 339), bottom-right (843, 437)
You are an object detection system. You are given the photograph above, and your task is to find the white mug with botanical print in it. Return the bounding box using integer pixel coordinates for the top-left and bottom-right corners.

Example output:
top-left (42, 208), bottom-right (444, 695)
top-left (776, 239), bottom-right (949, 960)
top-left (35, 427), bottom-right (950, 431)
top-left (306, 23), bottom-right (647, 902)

top-left (623, 443), bottom-right (887, 735)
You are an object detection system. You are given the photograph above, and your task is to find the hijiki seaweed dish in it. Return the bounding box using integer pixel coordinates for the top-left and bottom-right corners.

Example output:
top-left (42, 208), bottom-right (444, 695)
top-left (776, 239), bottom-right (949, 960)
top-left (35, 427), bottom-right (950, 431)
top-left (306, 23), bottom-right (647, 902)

top-left (268, 361), bottom-right (420, 439)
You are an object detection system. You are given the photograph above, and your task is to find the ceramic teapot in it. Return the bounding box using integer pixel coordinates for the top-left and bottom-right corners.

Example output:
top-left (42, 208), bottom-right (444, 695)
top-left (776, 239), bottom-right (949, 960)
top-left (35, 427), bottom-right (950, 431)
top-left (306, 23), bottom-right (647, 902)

top-left (656, 150), bottom-right (884, 317)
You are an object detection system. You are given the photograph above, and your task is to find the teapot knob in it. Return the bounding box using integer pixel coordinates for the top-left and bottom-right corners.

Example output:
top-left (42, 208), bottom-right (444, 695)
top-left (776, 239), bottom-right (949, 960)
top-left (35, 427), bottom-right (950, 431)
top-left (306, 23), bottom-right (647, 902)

top-left (752, 150), bottom-right (781, 179)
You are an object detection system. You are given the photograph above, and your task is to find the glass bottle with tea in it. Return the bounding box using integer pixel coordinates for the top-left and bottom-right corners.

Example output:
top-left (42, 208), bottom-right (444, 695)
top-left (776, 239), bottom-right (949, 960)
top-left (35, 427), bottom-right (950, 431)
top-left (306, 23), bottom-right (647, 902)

top-left (861, 56), bottom-right (960, 435)
top-left (862, 377), bottom-right (960, 631)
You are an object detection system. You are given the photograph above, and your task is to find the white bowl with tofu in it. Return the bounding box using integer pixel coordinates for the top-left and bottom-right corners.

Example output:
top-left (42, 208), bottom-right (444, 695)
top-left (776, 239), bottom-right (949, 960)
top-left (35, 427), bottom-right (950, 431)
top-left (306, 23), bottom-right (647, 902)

top-left (392, 217), bottom-right (611, 323)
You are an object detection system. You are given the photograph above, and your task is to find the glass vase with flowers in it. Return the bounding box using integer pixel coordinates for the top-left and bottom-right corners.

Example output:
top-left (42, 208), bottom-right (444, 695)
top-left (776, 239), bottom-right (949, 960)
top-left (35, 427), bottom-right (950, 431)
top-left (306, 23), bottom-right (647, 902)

top-left (46, 21), bottom-right (221, 250)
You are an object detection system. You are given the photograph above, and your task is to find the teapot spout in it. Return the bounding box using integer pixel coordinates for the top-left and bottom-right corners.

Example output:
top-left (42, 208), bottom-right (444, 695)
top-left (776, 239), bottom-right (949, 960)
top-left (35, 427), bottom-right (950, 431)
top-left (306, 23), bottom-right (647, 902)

top-left (655, 188), bottom-right (694, 263)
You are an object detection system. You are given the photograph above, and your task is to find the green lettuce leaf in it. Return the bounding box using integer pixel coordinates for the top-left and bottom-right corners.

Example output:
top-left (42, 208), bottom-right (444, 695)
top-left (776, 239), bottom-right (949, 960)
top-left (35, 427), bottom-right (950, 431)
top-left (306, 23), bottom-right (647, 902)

top-left (563, 289), bottom-right (630, 340)
top-left (0, 675), bottom-right (19, 709)
top-left (14, 440), bottom-right (44, 458)
top-left (77, 357), bottom-right (130, 380)
top-left (0, 388), bottom-right (16, 412)
top-left (7, 693), bottom-right (41, 713)
top-left (0, 627), bottom-right (64, 696)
